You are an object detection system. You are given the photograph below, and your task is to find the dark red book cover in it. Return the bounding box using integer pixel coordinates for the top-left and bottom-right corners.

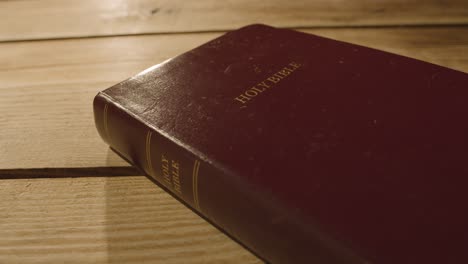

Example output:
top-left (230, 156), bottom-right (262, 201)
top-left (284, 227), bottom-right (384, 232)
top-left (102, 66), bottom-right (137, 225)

top-left (94, 24), bottom-right (468, 263)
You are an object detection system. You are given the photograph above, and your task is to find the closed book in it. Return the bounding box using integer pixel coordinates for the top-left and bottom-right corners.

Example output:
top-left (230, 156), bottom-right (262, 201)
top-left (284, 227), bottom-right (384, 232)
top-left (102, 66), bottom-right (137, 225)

top-left (94, 24), bottom-right (468, 263)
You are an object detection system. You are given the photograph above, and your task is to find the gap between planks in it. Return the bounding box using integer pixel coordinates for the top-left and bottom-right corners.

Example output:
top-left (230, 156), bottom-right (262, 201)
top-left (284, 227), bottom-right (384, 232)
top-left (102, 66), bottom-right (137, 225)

top-left (2, 23), bottom-right (468, 44)
top-left (0, 167), bottom-right (140, 179)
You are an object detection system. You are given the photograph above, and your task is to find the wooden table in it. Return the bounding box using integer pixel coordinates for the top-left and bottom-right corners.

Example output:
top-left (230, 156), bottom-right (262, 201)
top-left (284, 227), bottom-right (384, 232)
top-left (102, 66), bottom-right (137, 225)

top-left (1, 1), bottom-right (467, 263)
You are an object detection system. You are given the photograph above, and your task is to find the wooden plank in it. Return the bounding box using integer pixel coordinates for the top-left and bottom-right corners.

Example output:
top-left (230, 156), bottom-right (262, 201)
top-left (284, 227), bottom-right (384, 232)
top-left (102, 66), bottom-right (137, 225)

top-left (1, 0), bottom-right (468, 41)
top-left (0, 176), bottom-right (261, 264)
top-left (0, 34), bottom-right (217, 169)
top-left (1, 27), bottom-right (468, 169)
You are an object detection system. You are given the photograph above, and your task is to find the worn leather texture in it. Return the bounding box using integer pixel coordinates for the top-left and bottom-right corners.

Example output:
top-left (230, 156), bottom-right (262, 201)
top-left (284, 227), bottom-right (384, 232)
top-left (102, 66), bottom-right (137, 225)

top-left (94, 24), bottom-right (468, 264)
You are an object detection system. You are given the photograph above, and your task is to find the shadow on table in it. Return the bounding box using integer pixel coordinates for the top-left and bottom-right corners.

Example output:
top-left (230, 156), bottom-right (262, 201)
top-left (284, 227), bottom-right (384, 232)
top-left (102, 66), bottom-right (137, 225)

top-left (104, 147), bottom-right (261, 263)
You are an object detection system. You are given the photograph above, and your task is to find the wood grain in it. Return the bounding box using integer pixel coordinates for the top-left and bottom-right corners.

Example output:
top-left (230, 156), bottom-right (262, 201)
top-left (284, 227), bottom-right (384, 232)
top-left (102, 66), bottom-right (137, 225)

top-left (0, 176), bottom-right (261, 264)
top-left (1, 0), bottom-right (468, 41)
top-left (1, 27), bottom-right (467, 169)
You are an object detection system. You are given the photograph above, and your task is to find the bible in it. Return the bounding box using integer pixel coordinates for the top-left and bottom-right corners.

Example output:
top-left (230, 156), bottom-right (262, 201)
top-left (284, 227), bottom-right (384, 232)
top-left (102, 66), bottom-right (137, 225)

top-left (94, 24), bottom-right (468, 263)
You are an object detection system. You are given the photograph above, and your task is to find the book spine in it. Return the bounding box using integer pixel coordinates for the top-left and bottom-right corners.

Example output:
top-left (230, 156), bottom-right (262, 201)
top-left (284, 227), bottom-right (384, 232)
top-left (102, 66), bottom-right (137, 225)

top-left (93, 92), bottom-right (364, 264)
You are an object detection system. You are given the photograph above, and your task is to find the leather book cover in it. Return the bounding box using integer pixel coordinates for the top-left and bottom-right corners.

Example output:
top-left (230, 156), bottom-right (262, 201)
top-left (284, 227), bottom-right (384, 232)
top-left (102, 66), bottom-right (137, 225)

top-left (94, 24), bottom-right (468, 263)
